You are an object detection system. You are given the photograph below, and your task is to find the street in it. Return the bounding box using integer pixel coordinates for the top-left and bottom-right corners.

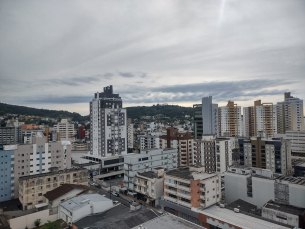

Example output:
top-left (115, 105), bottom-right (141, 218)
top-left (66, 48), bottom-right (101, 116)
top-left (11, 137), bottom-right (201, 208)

top-left (91, 186), bottom-right (132, 207)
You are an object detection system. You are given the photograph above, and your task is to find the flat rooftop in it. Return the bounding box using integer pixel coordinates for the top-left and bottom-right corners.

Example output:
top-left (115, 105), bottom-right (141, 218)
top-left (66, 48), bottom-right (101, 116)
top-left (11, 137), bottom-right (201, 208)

top-left (60, 194), bottom-right (109, 212)
top-left (132, 213), bottom-right (204, 229)
top-left (200, 205), bottom-right (291, 229)
top-left (74, 203), bottom-right (161, 229)
top-left (137, 171), bottom-right (158, 179)
top-left (0, 198), bottom-right (22, 211)
top-left (166, 167), bottom-right (217, 180)
top-left (264, 200), bottom-right (305, 215)
top-left (19, 167), bottom-right (87, 181)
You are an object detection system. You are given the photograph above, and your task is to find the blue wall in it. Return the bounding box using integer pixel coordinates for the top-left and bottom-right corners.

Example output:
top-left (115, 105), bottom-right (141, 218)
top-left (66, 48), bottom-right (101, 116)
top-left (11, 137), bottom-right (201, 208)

top-left (0, 150), bottom-right (15, 202)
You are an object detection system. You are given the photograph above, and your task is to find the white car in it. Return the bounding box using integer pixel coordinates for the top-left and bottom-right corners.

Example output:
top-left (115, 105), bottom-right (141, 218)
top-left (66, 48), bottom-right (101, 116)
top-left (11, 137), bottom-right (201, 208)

top-left (113, 200), bottom-right (120, 205)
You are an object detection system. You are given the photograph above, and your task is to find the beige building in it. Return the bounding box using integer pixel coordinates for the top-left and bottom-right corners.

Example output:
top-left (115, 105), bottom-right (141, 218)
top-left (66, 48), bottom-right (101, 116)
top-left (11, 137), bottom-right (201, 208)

top-left (19, 167), bottom-right (88, 210)
top-left (54, 119), bottom-right (75, 142)
top-left (134, 168), bottom-right (165, 206)
top-left (164, 166), bottom-right (221, 209)
top-left (12, 133), bottom-right (72, 198)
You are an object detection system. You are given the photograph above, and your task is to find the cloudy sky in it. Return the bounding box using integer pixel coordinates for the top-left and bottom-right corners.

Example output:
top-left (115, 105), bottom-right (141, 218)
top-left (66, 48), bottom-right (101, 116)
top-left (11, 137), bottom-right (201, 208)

top-left (1, 0), bottom-right (304, 115)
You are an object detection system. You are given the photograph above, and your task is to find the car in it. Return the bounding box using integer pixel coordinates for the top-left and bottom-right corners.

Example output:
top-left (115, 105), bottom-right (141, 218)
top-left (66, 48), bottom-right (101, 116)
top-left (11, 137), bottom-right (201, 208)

top-left (129, 200), bottom-right (136, 204)
top-left (102, 195), bottom-right (106, 197)
top-left (111, 191), bottom-right (119, 197)
top-left (113, 200), bottom-right (120, 205)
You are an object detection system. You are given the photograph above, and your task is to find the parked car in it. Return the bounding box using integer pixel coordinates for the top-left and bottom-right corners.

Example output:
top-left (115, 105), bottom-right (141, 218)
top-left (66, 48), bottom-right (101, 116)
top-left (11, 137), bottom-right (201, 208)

top-left (111, 191), bottom-right (119, 197)
top-left (102, 195), bottom-right (106, 197)
top-left (113, 200), bottom-right (120, 205)
top-left (129, 200), bottom-right (136, 204)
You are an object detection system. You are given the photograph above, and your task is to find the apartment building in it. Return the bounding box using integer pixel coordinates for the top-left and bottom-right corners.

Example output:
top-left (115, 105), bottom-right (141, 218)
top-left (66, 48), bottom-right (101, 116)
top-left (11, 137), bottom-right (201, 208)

top-left (243, 100), bottom-right (277, 137)
top-left (134, 168), bottom-right (164, 206)
top-left (19, 167), bottom-right (88, 210)
top-left (0, 126), bottom-right (22, 145)
top-left (218, 101), bottom-right (243, 137)
top-left (23, 129), bottom-right (43, 144)
top-left (90, 85), bottom-right (127, 158)
top-left (163, 166), bottom-right (221, 209)
top-left (0, 145), bottom-right (15, 202)
top-left (225, 167), bottom-right (305, 209)
top-left (277, 92), bottom-right (305, 134)
top-left (238, 137), bottom-right (292, 175)
top-left (54, 119), bottom-right (75, 142)
top-left (139, 134), bottom-right (159, 150)
top-left (193, 135), bottom-right (216, 172)
top-left (159, 127), bottom-right (194, 167)
top-left (275, 131), bottom-right (305, 155)
top-left (123, 148), bottom-right (178, 192)
top-left (215, 137), bottom-right (235, 173)
top-left (193, 96), bottom-right (218, 139)
top-left (127, 118), bottom-right (134, 152)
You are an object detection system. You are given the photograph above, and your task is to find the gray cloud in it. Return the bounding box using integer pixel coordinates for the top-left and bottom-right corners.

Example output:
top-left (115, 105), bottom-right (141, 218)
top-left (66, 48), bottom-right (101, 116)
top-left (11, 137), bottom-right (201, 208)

top-left (0, 0), bottom-right (304, 114)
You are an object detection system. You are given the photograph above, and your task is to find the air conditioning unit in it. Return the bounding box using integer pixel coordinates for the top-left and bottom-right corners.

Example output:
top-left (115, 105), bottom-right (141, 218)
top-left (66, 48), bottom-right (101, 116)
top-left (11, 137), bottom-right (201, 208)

top-left (219, 204), bottom-right (225, 208)
top-left (234, 208), bottom-right (240, 213)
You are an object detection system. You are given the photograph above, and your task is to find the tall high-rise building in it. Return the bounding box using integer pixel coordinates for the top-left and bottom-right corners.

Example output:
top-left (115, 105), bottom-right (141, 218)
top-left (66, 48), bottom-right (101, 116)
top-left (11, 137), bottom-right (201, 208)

top-left (218, 101), bottom-right (243, 137)
top-left (277, 92), bottom-right (305, 134)
top-left (193, 96), bottom-right (218, 139)
top-left (243, 100), bottom-right (277, 137)
top-left (90, 85), bottom-right (127, 158)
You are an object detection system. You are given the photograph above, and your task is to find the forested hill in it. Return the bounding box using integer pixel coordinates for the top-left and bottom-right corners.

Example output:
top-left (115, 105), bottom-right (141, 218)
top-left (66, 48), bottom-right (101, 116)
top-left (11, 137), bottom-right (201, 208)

top-left (0, 102), bottom-right (85, 120)
top-left (126, 104), bottom-right (193, 120)
top-left (0, 102), bottom-right (193, 121)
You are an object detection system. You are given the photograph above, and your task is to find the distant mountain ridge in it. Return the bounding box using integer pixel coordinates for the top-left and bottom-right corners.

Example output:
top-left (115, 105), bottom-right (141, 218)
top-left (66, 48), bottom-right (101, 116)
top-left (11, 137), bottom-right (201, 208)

top-left (0, 102), bottom-right (193, 120)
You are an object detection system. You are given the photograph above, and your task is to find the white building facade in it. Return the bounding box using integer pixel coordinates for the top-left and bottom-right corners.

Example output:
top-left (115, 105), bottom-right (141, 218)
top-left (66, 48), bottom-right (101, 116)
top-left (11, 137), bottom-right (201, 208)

top-left (124, 148), bottom-right (178, 191)
top-left (54, 119), bottom-right (75, 142)
top-left (90, 85), bottom-right (127, 158)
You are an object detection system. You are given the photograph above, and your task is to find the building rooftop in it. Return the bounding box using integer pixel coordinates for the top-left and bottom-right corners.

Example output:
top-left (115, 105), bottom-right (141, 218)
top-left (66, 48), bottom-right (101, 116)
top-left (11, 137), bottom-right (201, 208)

top-left (43, 184), bottom-right (94, 201)
top-left (131, 213), bottom-right (204, 229)
top-left (0, 198), bottom-right (22, 212)
top-left (19, 167), bottom-right (87, 181)
top-left (137, 171), bottom-right (158, 179)
top-left (166, 167), bottom-right (217, 180)
top-left (60, 194), bottom-right (109, 212)
top-left (74, 203), bottom-right (161, 229)
top-left (200, 205), bottom-right (290, 229)
top-left (263, 200), bottom-right (305, 215)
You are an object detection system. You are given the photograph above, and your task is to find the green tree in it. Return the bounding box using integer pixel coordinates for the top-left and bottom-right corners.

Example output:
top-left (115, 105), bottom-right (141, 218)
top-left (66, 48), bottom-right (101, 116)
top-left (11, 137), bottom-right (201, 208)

top-left (34, 219), bottom-right (41, 228)
top-left (42, 220), bottom-right (61, 229)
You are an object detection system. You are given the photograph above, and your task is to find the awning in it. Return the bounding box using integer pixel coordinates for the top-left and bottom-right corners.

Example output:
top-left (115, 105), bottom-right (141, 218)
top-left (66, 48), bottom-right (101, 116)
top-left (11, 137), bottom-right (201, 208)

top-left (35, 203), bottom-right (48, 208)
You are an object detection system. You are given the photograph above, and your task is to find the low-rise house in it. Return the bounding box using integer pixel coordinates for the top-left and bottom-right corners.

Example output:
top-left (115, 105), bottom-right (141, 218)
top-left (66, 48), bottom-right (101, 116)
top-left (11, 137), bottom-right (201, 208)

top-left (134, 168), bottom-right (164, 206)
top-left (58, 194), bottom-right (113, 224)
top-left (43, 184), bottom-right (94, 215)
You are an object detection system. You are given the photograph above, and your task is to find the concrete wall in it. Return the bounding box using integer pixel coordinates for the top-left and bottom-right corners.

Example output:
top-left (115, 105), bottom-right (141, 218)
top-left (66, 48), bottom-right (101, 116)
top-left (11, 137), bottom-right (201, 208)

top-left (289, 183), bottom-right (305, 208)
top-left (262, 207), bottom-right (299, 228)
top-left (9, 209), bottom-right (57, 229)
top-left (225, 172), bottom-right (275, 208)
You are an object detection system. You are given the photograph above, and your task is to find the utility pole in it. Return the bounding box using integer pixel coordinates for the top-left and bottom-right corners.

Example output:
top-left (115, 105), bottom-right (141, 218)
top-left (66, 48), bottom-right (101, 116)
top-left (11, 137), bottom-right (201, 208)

top-left (109, 182), bottom-right (112, 200)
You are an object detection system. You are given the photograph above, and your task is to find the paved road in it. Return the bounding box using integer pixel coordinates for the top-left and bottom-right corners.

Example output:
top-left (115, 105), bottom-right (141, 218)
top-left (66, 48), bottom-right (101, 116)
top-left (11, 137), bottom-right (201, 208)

top-left (91, 186), bottom-right (131, 207)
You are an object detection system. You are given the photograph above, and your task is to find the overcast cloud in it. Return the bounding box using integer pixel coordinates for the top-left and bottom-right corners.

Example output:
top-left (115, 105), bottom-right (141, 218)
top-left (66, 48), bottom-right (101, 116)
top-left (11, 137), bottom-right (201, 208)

top-left (0, 0), bottom-right (304, 115)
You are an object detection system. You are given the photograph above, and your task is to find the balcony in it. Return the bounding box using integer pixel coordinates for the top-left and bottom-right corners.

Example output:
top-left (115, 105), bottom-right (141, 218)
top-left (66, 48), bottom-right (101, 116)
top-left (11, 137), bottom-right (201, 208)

top-left (177, 185), bottom-right (190, 191)
top-left (165, 188), bottom-right (176, 195)
top-left (164, 181), bottom-right (177, 188)
top-left (177, 192), bottom-right (191, 200)
top-left (177, 200), bottom-right (191, 208)
top-left (200, 187), bottom-right (205, 192)
top-left (164, 196), bottom-right (178, 203)
top-left (200, 202), bottom-right (206, 208)
top-left (200, 195), bottom-right (205, 200)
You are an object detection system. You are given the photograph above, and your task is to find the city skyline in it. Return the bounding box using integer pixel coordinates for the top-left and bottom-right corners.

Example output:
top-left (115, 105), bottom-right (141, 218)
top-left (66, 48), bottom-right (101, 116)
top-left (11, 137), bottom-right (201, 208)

top-left (1, 0), bottom-right (305, 115)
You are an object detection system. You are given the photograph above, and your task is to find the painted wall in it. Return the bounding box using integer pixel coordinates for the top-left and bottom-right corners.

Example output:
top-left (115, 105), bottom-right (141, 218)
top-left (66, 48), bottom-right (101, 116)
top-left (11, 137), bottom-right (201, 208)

top-left (9, 209), bottom-right (57, 229)
top-left (0, 149), bottom-right (14, 201)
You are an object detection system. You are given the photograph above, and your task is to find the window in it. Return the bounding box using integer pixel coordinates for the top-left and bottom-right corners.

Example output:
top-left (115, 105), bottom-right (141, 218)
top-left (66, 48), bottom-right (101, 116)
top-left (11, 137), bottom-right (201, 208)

top-left (53, 183), bottom-right (57, 188)
top-left (53, 177), bottom-right (57, 181)
top-left (46, 185), bottom-right (51, 188)
top-left (38, 193), bottom-right (42, 196)
top-left (73, 180), bottom-right (77, 183)
top-left (38, 186), bottom-right (42, 190)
